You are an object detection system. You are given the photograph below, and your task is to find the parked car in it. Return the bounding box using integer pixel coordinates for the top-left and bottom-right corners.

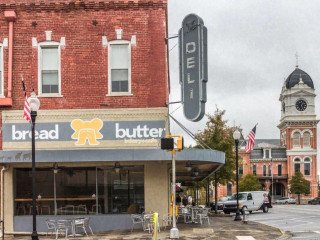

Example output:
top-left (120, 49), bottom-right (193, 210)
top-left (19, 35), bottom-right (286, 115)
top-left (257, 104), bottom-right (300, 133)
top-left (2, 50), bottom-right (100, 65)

top-left (210, 196), bottom-right (230, 211)
top-left (223, 191), bottom-right (271, 214)
top-left (308, 197), bottom-right (320, 205)
top-left (275, 197), bottom-right (296, 204)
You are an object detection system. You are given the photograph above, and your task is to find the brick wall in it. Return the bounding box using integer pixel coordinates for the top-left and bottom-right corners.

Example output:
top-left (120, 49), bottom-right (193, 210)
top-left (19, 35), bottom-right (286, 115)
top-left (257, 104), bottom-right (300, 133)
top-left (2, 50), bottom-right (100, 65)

top-left (0, 0), bottom-right (169, 149)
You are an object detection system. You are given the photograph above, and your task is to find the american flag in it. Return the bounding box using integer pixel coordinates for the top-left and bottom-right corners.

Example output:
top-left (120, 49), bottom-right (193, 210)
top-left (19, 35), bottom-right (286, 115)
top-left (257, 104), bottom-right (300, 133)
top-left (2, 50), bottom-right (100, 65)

top-left (22, 76), bottom-right (31, 123)
top-left (245, 126), bottom-right (256, 153)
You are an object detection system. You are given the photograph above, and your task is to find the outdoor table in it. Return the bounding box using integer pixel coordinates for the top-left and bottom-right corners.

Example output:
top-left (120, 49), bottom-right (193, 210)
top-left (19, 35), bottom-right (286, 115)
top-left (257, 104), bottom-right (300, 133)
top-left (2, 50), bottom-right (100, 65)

top-left (66, 218), bottom-right (83, 237)
top-left (190, 207), bottom-right (201, 223)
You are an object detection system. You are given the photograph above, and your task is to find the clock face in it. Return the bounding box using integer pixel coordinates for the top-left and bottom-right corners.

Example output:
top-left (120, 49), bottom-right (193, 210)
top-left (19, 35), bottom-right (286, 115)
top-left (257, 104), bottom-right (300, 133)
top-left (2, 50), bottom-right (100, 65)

top-left (295, 99), bottom-right (307, 111)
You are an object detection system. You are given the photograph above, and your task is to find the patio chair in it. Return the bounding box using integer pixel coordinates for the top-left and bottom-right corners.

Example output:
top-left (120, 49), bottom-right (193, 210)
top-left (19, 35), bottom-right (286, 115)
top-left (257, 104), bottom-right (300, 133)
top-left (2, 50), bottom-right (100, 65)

top-left (162, 214), bottom-right (173, 230)
top-left (181, 207), bottom-right (192, 223)
top-left (74, 218), bottom-right (88, 237)
top-left (55, 220), bottom-right (70, 239)
top-left (196, 208), bottom-right (210, 225)
top-left (41, 205), bottom-right (51, 215)
top-left (45, 219), bottom-right (56, 236)
top-left (83, 217), bottom-right (94, 235)
top-left (143, 213), bottom-right (160, 233)
top-left (130, 214), bottom-right (144, 232)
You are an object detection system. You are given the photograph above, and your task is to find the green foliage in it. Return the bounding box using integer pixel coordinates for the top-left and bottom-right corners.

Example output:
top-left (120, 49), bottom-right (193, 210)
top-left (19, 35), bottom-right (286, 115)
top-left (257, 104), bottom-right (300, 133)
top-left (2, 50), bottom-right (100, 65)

top-left (290, 171), bottom-right (310, 195)
top-left (238, 173), bottom-right (261, 192)
top-left (194, 108), bottom-right (236, 185)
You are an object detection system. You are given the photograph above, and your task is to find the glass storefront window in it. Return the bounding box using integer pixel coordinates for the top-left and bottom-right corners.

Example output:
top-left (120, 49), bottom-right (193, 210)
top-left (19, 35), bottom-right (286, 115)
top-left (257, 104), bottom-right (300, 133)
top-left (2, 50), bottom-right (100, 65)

top-left (14, 166), bottom-right (144, 216)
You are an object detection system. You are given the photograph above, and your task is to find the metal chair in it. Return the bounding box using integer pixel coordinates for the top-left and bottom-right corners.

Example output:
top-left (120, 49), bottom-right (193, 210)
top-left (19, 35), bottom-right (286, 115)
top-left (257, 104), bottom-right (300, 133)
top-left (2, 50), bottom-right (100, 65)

top-left (45, 219), bottom-right (56, 236)
top-left (74, 218), bottom-right (88, 236)
top-left (41, 205), bottom-right (51, 215)
top-left (162, 214), bottom-right (173, 230)
top-left (84, 217), bottom-right (94, 235)
top-left (55, 220), bottom-right (70, 239)
top-left (131, 214), bottom-right (144, 232)
top-left (196, 208), bottom-right (210, 225)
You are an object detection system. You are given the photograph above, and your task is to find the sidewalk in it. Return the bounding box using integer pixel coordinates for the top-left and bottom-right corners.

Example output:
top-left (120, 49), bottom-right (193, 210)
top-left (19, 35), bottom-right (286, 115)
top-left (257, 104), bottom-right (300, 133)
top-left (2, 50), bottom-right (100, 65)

top-left (4, 215), bottom-right (287, 240)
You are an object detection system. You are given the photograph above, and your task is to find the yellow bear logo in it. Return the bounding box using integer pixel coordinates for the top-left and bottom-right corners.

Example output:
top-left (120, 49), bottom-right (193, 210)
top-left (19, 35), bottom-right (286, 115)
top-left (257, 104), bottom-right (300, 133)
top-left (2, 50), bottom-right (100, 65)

top-left (71, 119), bottom-right (103, 145)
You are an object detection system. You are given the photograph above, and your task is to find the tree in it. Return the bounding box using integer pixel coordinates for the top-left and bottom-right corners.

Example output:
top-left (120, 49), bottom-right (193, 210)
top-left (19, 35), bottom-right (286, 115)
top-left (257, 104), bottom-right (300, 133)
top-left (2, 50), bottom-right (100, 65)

top-left (290, 171), bottom-right (310, 205)
top-left (239, 173), bottom-right (261, 192)
top-left (194, 108), bottom-right (236, 213)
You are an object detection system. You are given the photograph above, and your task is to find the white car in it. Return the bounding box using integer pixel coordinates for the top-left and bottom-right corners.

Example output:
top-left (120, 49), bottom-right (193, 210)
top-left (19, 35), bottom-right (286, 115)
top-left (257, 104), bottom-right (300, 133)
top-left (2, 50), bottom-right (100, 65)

top-left (276, 197), bottom-right (296, 204)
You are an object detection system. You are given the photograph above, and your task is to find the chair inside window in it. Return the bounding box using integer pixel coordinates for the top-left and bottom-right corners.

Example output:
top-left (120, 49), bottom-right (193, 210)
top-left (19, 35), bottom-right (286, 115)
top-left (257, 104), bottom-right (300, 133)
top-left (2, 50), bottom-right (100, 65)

top-left (130, 214), bottom-right (144, 232)
top-left (41, 205), bottom-right (51, 215)
top-left (77, 205), bottom-right (87, 215)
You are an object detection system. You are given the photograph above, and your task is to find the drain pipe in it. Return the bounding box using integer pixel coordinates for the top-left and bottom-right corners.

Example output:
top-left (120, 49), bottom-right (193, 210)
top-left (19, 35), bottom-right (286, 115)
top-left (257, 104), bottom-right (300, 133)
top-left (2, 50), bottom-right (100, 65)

top-left (1, 165), bottom-right (9, 238)
top-left (4, 10), bottom-right (16, 99)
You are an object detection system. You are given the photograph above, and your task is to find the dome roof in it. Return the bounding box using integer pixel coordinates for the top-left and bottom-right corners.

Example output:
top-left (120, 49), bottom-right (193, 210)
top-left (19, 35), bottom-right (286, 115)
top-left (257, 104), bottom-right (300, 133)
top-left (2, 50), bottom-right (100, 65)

top-left (285, 67), bottom-right (314, 89)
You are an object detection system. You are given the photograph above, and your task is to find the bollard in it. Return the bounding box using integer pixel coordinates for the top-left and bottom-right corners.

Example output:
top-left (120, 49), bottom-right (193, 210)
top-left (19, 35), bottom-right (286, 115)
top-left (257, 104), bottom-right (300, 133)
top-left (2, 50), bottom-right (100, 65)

top-left (152, 212), bottom-right (158, 240)
top-left (242, 209), bottom-right (249, 224)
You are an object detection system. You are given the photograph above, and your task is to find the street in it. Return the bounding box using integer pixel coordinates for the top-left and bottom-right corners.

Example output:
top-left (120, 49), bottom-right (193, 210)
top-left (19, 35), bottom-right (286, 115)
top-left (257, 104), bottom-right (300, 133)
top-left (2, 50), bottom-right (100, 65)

top-left (249, 204), bottom-right (320, 239)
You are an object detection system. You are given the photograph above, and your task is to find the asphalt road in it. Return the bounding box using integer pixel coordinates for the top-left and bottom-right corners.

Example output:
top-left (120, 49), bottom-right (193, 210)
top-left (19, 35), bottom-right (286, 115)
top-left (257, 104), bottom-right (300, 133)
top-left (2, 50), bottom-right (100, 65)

top-left (249, 204), bottom-right (320, 239)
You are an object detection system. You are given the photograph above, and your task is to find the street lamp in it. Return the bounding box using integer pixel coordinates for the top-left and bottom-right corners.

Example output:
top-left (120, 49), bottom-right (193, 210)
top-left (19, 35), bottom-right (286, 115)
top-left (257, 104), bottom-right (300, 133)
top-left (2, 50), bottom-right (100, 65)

top-left (28, 91), bottom-right (40, 240)
top-left (233, 129), bottom-right (242, 221)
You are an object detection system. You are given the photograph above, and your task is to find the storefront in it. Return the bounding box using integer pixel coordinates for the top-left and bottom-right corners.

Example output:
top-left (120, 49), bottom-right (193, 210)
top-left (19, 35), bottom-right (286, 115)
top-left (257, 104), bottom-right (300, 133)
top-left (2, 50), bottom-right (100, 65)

top-left (1, 108), bottom-right (225, 233)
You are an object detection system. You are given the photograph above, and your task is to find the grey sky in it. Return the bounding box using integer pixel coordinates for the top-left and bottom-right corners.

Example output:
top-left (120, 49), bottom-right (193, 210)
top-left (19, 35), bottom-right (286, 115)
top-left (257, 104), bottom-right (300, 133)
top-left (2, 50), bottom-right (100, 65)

top-left (168, 0), bottom-right (320, 175)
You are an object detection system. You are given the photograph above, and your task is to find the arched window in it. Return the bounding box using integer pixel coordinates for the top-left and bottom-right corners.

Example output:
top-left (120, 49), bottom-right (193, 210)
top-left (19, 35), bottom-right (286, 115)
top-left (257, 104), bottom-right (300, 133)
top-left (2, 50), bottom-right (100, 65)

top-left (293, 132), bottom-right (301, 147)
top-left (304, 158), bottom-right (311, 176)
top-left (303, 132), bottom-right (311, 147)
top-left (294, 158), bottom-right (301, 173)
top-left (252, 165), bottom-right (257, 176)
top-left (263, 165), bottom-right (266, 176)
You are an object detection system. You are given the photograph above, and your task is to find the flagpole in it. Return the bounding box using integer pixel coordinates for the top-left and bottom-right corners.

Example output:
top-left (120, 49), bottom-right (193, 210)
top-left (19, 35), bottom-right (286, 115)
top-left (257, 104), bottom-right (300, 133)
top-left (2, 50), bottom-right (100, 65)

top-left (271, 158), bottom-right (273, 203)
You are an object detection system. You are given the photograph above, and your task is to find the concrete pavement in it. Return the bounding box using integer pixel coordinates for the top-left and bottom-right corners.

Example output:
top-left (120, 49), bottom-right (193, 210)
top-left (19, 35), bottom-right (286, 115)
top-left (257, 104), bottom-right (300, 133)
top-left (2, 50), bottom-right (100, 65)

top-left (249, 204), bottom-right (320, 240)
top-left (3, 215), bottom-right (285, 240)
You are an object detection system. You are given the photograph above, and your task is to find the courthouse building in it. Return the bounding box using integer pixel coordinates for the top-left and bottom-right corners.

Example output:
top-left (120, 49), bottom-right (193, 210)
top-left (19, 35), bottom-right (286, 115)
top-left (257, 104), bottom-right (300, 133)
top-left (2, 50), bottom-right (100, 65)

top-left (219, 66), bottom-right (318, 200)
top-left (0, 0), bottom-right (224, 233)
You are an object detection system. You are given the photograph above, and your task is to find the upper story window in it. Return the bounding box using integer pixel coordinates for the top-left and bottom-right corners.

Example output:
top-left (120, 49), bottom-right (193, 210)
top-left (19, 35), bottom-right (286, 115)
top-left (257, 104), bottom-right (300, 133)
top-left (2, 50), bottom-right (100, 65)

top-left (263, 165), bottom-right (266, 176)
top-left (0, 45), bottom-right (3, 96)
top-left (239, 164), bottom-right (243, 176)
top-left (38, 42), bottom-right (61, 95)
top-left (304, 158), bottom-right (311, 176)
top-left (268, 165), bottom-right (271, 176)
top-left (108, 41), bottom-right (131, 95)
top-left (278, 165), bottom-right (282, 176)
top-left (303, 132), bottom-right (311, 147)
top-left (264, 149), bottom-right (271, 159)
top-left (252, 165), bottom-right (257, 176)
top-left (293, 132), bottom-right (301, 147)
top-left (294, 158), bottom-right (301, 173)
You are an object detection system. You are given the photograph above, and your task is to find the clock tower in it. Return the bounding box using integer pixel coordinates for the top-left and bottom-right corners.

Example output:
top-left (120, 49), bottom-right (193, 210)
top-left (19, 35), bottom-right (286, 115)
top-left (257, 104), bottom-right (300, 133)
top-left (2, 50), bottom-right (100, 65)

top-left (278, 66), bottom-right (319, 198)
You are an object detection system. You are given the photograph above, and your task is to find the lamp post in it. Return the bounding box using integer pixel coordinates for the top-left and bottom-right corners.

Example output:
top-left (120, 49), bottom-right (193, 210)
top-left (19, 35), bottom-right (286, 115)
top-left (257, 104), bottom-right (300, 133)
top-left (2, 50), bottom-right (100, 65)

top-left (28, 91), bottom-right (40, 240)
top-left (233, 129), bottom-right (242, 221)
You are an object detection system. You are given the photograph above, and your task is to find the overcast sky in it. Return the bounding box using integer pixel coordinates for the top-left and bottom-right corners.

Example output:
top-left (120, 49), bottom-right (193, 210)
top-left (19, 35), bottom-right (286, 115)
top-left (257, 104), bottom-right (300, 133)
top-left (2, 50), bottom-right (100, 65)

top-left (168, 0), bottom-right (320, 175)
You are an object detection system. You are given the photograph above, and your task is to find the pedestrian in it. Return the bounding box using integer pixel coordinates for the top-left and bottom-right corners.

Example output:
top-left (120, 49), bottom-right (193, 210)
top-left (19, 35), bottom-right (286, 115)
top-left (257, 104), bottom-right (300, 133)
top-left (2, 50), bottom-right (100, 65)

top-left (176, 194), bottom-right (182, 206)
top-left (188, 195), bottom-right (192, 205)
top-left (182, 195), bottom-right (188, 206)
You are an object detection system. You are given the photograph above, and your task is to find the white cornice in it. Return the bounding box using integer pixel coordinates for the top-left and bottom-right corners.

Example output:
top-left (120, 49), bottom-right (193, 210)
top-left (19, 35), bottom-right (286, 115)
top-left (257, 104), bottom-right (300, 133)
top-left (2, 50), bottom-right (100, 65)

top-left (286, 150), bottom-right (317, 156)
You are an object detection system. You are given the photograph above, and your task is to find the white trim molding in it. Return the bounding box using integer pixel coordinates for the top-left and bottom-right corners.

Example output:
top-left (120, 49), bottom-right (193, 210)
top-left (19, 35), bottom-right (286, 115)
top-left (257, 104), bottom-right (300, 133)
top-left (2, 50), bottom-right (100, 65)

top-left (37, 41), bottom-right (62, 97)
top-left (107, 40), bottom-right (131, 96)
top-left (286, 150), bottom-right (317, 156)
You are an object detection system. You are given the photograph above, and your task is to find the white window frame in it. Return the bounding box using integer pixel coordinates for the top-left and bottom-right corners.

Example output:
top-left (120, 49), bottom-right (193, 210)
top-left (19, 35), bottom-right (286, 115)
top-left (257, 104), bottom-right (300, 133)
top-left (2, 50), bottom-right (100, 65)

top-left (107, 40), bottom-right (132, 96)
top-left (303, 157), bottom-right (311, 176)
top-left (263, 148), bottom-right (271, 159)
top-left (38, 41), bottom-right (62, 97)
top-left (0, 44), bottom-right (3, 97)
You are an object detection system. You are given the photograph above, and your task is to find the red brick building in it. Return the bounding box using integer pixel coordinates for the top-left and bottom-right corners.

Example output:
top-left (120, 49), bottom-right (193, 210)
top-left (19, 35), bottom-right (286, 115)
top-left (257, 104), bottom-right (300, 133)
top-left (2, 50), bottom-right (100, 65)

top-left (0, 0), bottom-right (224, 234)
top-left (218, 67), bottom-right (318, 201)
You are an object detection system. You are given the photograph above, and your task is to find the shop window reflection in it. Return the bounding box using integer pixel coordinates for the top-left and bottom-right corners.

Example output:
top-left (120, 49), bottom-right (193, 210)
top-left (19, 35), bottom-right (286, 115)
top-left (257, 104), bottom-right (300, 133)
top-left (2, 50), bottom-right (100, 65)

top-left (14, 166), bottom-right (144, 216)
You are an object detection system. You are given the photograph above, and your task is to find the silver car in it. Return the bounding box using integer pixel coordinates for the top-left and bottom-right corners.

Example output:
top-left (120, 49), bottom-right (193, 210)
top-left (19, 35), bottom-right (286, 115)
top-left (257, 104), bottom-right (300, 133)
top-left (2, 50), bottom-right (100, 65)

top-left (276, 197), bottom-right (296, 204)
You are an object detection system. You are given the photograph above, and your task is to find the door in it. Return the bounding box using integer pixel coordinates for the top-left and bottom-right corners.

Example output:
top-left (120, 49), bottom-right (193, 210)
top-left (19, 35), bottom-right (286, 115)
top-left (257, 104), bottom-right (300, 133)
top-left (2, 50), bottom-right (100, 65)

top-left (246, 193), bottom-right (254, 210)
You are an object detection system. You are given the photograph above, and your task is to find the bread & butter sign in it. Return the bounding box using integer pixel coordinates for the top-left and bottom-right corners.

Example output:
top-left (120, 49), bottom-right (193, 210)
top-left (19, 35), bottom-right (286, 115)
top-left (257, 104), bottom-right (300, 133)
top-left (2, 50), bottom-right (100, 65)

top-left (1, 108), bottom-right (168, 150)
